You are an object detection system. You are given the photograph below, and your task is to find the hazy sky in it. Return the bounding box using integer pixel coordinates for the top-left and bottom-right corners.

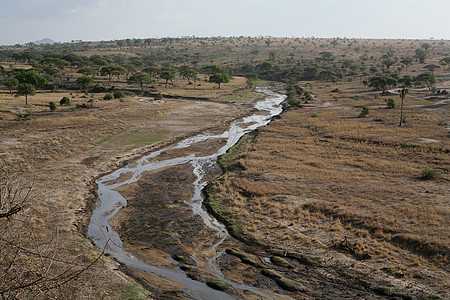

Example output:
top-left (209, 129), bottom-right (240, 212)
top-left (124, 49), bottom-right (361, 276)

top-left (1, 0), bottom-right (449, 45)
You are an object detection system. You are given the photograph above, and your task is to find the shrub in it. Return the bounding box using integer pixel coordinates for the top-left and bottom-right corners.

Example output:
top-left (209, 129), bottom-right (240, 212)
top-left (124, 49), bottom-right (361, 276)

top-left (422, 168), bottom-right (438, 180)
top-left (155, 92), bottom-right (163, 100)
top-left (49, 102), bottom-right (57, 111)
top-left (386, 98), bottom-right (397, 108)
top-left (359, 106), bottom-right (370, 117)
top-left (103, 93), bottom-right (114, 100)
top-left (60, 96), bottom-right (70, 106)
top-left (113, 90), bottom-right (126, 99)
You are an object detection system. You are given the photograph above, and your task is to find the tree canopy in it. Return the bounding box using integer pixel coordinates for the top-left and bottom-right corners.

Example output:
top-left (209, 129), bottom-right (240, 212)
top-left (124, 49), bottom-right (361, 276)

top-left (209, 73), bottom-right (230, 89)
top-left (15, 83), bottom-right (36, 105)
top-left (368, 75), bottom-right (398, 93)
top-left (127, 72), bottom-right (153, 91)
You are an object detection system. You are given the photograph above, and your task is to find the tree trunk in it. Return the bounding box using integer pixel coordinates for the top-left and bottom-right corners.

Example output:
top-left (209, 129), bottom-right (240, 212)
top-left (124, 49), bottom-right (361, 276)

top-left (399, 96), bottom-right (404, 127)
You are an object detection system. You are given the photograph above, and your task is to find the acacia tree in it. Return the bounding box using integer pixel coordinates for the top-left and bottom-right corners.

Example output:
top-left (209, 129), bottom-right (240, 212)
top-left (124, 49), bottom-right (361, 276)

top-left (15, 83), bottom-right (36, 105)
top-left (400, 57), bottom-right (413, 70)
top-left (178, 65), bottom-right (197, 84)
top-left (159, 67), bottom-right (177, 88)
top-left (368, 74), bottom-right (397, 93)
top-left (209, 73), bottom-right (230, 89)
top-left (76, 76), bottom-right (94, 92)
top-left (127, 72), bottom-right (153, 91)
top-left (414, 73), bottom-right (435, 91)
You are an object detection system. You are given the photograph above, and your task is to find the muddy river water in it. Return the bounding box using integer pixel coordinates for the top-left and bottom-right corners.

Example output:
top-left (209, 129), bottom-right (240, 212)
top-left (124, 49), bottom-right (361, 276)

top-left (87, 87), bottom-right (286, 299)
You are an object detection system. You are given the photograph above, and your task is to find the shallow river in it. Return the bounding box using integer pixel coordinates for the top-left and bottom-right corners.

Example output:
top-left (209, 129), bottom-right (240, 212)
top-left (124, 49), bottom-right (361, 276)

top-left (88, 87), bottom-right (286, 299)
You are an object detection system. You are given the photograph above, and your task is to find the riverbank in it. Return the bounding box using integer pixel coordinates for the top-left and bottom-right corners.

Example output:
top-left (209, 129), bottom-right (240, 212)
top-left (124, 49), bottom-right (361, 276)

top-left (0, 76), bottom-right (262, 298)
top-left (205, 80), bottom-right (449, 299)
top-left (88, 86), bottom-right (293, 299)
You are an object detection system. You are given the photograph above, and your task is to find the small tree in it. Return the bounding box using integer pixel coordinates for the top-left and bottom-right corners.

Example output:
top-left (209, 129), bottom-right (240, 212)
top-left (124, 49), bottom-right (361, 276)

top-left (127, 72), bottom-right (153, 91)
top-left (209, 73), bottom-right (230, 89)
top-left (49, 101), bottom-right (57, 111)
top-left (385, 98), bottom-right (397, 108)
top-left (178, 65), bottom-right (197, 84)
top-left (103, 93), bottom-right (113, 100)
top-left (246, 73), bottom-right (258, 89)
top-left (398, 86), bottom-right (408, 127)
top-left (160, 67), bottom-right (177, 88)
top-left (76, 76), bottom-right (94, 92)
top-left (60, 96), bottom-right (71, 106)
top-left (359, 106), bottom-right (370, 117)
top-left (15, 83), bottom-right (36, 105)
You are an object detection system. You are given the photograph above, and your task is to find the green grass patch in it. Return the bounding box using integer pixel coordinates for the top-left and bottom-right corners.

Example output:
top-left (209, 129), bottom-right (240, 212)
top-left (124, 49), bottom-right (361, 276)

top-left (124, 131), bottom-right (167, 149)
top-left (96, 126), bottom-right (134, 146)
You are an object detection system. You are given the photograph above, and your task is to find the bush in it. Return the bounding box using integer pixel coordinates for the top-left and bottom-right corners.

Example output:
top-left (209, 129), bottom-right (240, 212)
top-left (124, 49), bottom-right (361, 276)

top-left (422, 168), bottom-right (438, 180)
top-left (155, 92), bottom-right (163, 100)
top-left (113, 90), bottom-right (126, 99)
top-left (76, 103), bottom-right (89, 109)
top-left (60, 96), bottom-right (70, 106)
top-left (359, 106), bottom-right (370, 117)
top-left (103, 93), bottom-right (114, 100)
top-left (49, 102), bottom-right (57, 111)
top-left (386, 98), bottom-right (397, 108)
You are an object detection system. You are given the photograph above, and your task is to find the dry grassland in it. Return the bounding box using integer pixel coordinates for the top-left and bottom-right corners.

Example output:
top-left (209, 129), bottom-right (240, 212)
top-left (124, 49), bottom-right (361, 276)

top-left (0, 76), bottom-right (252, 298)
top-left (207, 80), bottom-right (449, 298)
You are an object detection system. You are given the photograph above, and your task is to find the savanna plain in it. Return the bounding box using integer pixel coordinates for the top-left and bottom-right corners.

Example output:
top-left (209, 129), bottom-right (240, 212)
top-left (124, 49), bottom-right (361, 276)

top-left (0, 37), bottom-right (448, 299)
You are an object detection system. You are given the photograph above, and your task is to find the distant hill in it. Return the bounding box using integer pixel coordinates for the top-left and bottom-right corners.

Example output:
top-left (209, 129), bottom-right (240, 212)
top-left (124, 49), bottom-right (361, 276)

top-left (34, 38), bottom-right (55, 45)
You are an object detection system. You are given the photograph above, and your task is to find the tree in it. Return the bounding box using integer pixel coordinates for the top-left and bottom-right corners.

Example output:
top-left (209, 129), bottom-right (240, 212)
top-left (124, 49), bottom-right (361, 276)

top-left (15, 83), bottom-right (36, 105)
top-left (398, 86), bottom-right (408, 127)
top-left (400, 57), bottom-right (413, 70)
top-left (202, 64), bottom-right (222, 75)
top-left (178, 65), bottom-right (197, 84)
top-left (76, 76), bottom-right (94, 92)
top-left (398, 75), bottom-right (414, 87)
top-left (368, 75), bottom-right (397, 93)
top-left (414, 73), bottom-right (435, 91)
top-left (414, 48), bottom-right (427, 64)
top-left (77, 67), bottom-right (97, 78)
top-left (209, 73), bottom-right (230, 89)
top-left (439, 57), bottom-right (450, 70)
top-left (316, 51), bottom-right (335, 62)
top-left (15, 71), bottom-right (47, 87)
top-left (60, 96), bottom-right (71, 106)
top-left (245, 73), bottom-right (258, 89)
top-left (127, 72), bottom-right (153, 91)
top-left (159, 67), bottom-right (177, 87)
top-left (4, 77), bottom-right (19, 94)
top-left (424, 64), bottom-right (440, 74)
top-left (258, 61), bottom-right (275, 73)
top-left (382, 57), bottom-right (396, 69)
top-left (100, 65), bottom-right (116, 83)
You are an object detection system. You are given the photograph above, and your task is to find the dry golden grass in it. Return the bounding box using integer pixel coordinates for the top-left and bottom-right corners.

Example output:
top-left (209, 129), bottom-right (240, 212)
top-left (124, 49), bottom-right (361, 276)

top-left (208, 79), bottom-right (449, 293)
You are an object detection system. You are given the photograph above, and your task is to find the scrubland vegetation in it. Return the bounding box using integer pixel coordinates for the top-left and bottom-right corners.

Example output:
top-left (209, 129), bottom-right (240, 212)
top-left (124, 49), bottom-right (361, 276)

top-left (1, 36), bottom-right (449, 298)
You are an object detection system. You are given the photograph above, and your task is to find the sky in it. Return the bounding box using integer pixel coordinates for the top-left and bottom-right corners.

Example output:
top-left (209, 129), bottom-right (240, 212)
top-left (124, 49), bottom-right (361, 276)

top-left (1, 0), bottom-right (449, 45)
